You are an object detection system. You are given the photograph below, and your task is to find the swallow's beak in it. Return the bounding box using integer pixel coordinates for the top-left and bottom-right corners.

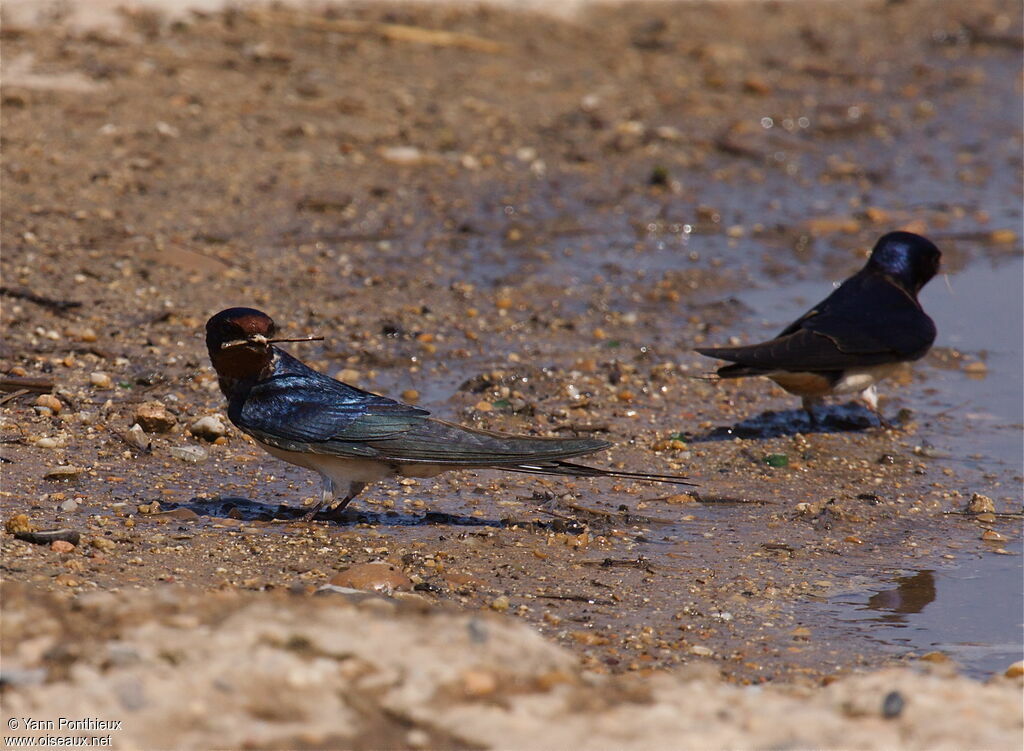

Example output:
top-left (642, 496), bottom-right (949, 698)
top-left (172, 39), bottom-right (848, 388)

top-left (219, 333), bottom-right (269, 350)
top-left (265, 335), bottom-right (325, 345)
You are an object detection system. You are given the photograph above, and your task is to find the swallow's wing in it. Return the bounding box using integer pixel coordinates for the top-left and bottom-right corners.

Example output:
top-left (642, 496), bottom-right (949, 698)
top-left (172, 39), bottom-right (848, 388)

top-left (232, 350), bottom-right (611, 464)
top-left (228, 349), bottom-right (430, 456)
top-left (698, 272), bottom-right (935, 373)
top-left (232, 371), bottom-right (430, 456)
top-left (366, 419), bottom-right (610, 466)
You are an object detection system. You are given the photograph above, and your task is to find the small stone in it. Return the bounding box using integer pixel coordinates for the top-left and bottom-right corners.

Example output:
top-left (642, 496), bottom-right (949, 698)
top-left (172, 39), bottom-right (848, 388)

top-left (663, 493), bottom-right (697, 504)
top-left (90, 372), bottom-right (113, 389)
top-left (5, 514), bottom-right (35, 534)
top-left (401, 389), bottom-right (420, 403)
top-left (882, 690), bottom-right (904, 719)
top-left (126, 423), bottom-right (151, 451)
top-left (791, 626), bottom-right (811, 640)
top-left (189, 415), bottom-right (227, 441)
top-left (50, 540), bottom-right (75, 553)
top-left (474, 400), bottom-right (493, 412)
top-left (764, 453), bottom-right (789, 467)
top-left (966, 493), bottom-right (995, 514)
top-left (134, 401), bottom-right (177, 433)
top-left (981, 529), bottom-right (1008, 542)
top-left (335, 369), bottom-right (360, 383)
top-left (90, 537), bottom-right (116, 552)
top-left (34, 394), bottom-right (62, 413)
top-left (490, 595), bottom-right (511, 612)
top-left (154, 508), bottom-right (200, 522)
top-left (329, 562), bottom-right (412, 594)
top-left (570, 630), bottom-right (608, 646)
top-left (44, 466), bottom-right (84, 482)
top-left (1004, 660), bottom-right (1024, 678)
top-left (34, 437), bottom-right (59, 449)
top-left (170, 446), bottom-right (207, 463)
top-left (137, 501), bottom-right (162, 514)
top-left (962, 360), bottom-right (988, 376)
top-left (460, 669), bottom-right (498, 697)
top-left (60, 499), bottom-right (80, 513)
top-left (689, 644), bottom-right (713, 657)
top-left (380, 145), bottom-right (427, 166)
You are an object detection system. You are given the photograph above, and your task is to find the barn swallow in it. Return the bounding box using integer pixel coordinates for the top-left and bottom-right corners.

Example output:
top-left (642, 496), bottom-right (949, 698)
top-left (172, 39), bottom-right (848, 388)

top-left (696, 231), bottom-right (941, 424)
top-left (206, 308), bottom-right (693, 520)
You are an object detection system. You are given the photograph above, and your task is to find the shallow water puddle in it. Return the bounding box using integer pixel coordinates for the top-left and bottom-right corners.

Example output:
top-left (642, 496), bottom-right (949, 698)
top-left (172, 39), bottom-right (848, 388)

top-left (722, 254), bottom-right (1023, 677)
top-left (825, 539), bottom-right (1023, 679)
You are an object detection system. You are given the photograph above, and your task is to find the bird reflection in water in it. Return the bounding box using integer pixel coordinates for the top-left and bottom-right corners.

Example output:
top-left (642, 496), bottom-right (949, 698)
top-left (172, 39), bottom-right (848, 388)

top-left (865, 570), bottom-right (937, 622)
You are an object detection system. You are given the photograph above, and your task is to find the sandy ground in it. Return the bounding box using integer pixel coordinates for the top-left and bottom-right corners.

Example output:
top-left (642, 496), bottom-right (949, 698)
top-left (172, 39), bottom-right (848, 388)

top-left (1, 0), bottom-right (1022, 747)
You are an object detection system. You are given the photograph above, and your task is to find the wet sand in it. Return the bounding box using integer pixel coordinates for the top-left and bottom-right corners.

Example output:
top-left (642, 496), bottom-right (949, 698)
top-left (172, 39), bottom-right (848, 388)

top-left (1, 0), bottom-right (1022, 746)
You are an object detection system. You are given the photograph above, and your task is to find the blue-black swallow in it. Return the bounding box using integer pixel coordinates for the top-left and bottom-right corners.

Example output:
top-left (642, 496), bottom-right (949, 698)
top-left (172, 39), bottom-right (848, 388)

top-left (206, 308), bottom-right (693, 520)
top-left (696, 231), bottom-right (941, 424)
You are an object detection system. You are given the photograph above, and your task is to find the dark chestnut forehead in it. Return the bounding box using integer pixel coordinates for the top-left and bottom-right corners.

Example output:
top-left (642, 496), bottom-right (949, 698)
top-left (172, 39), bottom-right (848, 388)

top-left (206, 307), bottom-right (276, 337)
top-left (231, 313), bottom-right (274, 335)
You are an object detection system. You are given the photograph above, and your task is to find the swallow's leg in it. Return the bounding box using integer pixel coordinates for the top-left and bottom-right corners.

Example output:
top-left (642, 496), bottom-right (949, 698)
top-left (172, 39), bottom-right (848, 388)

top-left (301, 476), bottom-right (336, 521)
top-left (860, 385), bottom-right (891, 428)
top-left (315, 481), bottom-right (367, 522)
top-left (801, 397), bottom-right (821, 427)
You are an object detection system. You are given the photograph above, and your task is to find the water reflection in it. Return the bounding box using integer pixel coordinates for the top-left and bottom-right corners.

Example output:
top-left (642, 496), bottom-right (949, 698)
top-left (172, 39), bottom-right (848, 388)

top-left (866, 570), bottom-right (937, 621)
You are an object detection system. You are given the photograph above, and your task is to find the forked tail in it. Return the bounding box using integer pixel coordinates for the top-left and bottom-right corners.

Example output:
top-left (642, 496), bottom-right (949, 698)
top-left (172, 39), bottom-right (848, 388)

top-left (505, 460), bottom-right (696, 487)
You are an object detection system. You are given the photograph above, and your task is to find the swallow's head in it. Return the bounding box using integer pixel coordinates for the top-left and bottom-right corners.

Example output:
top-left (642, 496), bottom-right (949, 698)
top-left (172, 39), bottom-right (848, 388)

top-left (205, 308), bottom-right (277, 392)
top-left (867, 231), bottom-right (942, 295)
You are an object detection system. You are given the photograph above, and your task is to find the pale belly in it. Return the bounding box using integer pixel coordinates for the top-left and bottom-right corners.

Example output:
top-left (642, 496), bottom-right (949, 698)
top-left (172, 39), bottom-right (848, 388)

top-left (257, 441), bottom-right (447, 485)
top-left (769, 363), bottom-right (901, 398)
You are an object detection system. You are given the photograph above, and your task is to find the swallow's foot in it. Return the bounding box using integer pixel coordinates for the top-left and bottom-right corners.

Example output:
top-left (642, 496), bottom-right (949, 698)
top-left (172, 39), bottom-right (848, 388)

top-left (313, 504), bottom-right (354, 523)
top-left (300, 503), bottom-right (326, 522)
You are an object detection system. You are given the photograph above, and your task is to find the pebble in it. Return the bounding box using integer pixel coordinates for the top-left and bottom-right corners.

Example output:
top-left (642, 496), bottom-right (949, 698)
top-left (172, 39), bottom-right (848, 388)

top-left (966, 493), bottom-right (995, 514)
top-left (570, 630), bottom-right (608, 646)
top-left (90, 371), bottom-right (113, 389)
top-left (380, 145), bottom-right (427, 166)
top-left (882, 690), bottom-right (904, 719)
top-left (50, 540), bottom-right (75, 553)
top-left (4, 514), bottom-right (35, 534)
top-left (460, 669), bottom-right (498, 697)
top-left (764, 453), bottom-right (789, 467)
top-left (689, 644), bottom-right (714, 657)
top-left (126, 423), bottom-right (151, 451)
top-left (60, 499), bottom-right (80, 513)
top-left (34, 394), bottom-right (62, 413)
top-left (962, 360), bottom-right (988, 377)
top-left (90, 537), bottom-right (116, 552)
top-left (154, 508), bottom-right (201, 522)
top-left (42, 463), bottom-right (84, 482)
top-left (329, 562), bottom-right (412, 594)
top-left (1004, 660), bottom-right (1024, 678)
top-left (134, 401), bottom-right (177, 433)
top-left (490, 595), bottom-right (511, 612)
top-left (189, 415), bottom-right (227, 441)
top-left (170, 446), bottom-right (207, 463)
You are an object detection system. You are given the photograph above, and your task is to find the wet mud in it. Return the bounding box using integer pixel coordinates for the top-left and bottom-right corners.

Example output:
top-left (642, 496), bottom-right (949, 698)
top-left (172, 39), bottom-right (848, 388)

top-left (2, 0), bottom-right (1022, 716)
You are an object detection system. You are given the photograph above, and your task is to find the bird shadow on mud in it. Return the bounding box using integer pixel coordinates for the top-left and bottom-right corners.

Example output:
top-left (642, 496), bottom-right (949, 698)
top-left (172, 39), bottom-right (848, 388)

top-left (687, 402), bottom-right (902, 441)
top-left (171, 496), bottom-right (506, 527)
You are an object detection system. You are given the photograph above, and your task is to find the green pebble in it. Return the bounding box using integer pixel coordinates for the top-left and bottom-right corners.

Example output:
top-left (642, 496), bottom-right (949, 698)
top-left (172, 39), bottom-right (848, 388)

top-left (765, 453), bottom-right (789, 467)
